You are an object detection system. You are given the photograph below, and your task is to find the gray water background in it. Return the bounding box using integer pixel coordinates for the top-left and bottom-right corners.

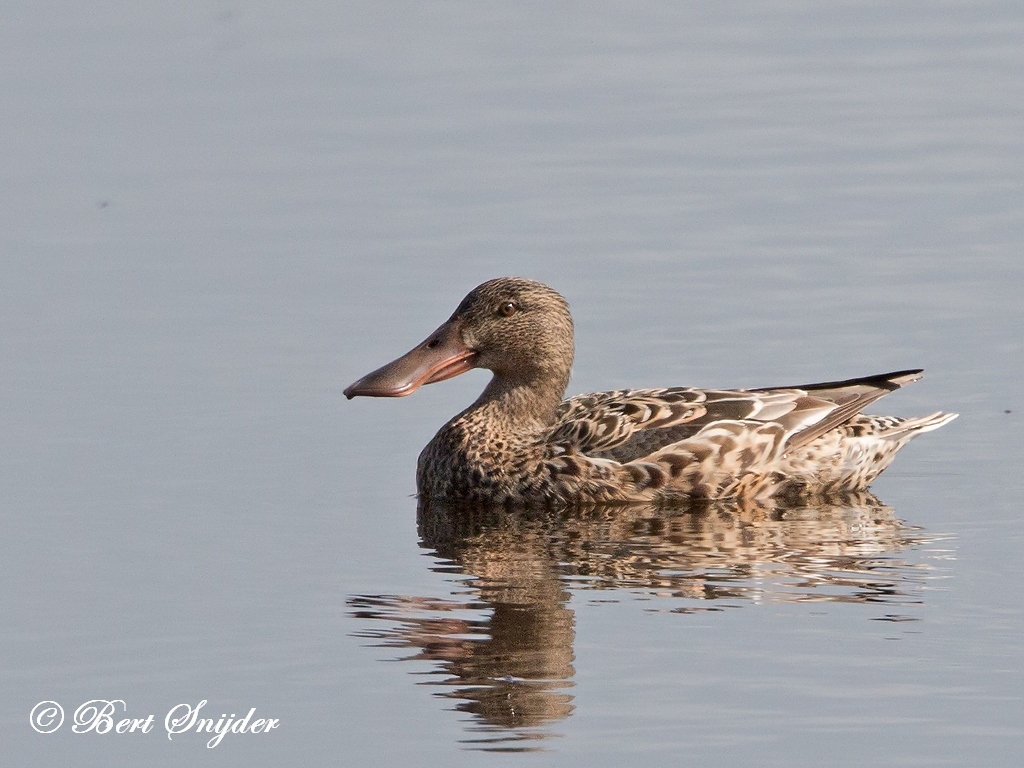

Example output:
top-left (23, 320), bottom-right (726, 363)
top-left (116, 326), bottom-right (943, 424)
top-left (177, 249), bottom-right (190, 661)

top-left (2, 1), bottom-right (1022, 765)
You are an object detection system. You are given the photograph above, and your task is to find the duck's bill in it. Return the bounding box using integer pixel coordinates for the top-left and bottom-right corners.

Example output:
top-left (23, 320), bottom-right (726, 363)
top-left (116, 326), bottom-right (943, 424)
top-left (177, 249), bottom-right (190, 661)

top-left (344, 320), bottom-right (478, 399)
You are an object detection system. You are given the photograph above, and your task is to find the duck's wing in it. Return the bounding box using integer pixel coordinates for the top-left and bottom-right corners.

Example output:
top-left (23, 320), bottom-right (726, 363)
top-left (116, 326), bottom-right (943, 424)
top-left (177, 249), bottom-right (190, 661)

top-left (750, 369), bottom-right (924, 451)
top-left (552, 388), bottom-right (759, 460)
top-left (551, 369), bottom-right (925, 463)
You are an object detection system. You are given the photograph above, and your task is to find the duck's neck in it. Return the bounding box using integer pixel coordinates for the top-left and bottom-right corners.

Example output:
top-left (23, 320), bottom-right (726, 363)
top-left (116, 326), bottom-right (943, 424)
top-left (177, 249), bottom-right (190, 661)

top-left (468, 372), bottom-right (567, 432)
top-left (419, 369), bottom-right (570, 499)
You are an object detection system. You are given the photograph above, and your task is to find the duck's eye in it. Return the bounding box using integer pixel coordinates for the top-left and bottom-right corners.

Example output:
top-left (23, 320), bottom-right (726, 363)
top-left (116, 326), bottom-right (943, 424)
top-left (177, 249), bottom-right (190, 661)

top-left (498, 301), bottom-right (518, 317)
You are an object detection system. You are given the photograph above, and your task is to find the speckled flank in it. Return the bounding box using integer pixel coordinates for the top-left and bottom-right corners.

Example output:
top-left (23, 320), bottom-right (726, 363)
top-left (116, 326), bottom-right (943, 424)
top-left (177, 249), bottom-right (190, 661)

top-left (349, 278), bottom-right (956, 507)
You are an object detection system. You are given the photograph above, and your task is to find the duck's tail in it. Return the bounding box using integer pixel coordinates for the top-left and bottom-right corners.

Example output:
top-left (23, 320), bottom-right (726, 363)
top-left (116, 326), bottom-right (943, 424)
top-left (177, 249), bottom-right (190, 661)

top-left (878, 411), bottom-right (958, 441)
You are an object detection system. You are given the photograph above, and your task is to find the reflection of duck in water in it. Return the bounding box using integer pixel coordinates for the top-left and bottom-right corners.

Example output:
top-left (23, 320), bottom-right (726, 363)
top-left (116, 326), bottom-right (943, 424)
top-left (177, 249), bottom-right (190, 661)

top-left (351, 494), bottom-right (943, 748)
top-left (346, 277), bottom-right (956, 505)
top-left (417, 493), bottom-right (934, 606)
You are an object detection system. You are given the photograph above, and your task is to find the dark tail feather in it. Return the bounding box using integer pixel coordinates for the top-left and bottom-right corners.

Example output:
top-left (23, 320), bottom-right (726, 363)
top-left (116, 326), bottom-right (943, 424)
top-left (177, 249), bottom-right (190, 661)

top-left (755, 369), bottom-right (924, 396)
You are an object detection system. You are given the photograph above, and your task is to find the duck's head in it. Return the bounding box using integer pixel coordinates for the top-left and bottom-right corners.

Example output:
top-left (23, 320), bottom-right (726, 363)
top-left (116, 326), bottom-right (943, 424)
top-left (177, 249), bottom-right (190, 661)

top-left (344, 277), bottom-right (574, 399)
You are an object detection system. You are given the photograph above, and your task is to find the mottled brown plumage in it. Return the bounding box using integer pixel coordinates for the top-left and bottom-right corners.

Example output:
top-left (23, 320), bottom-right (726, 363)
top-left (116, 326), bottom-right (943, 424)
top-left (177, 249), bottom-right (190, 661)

top-left (345, 278), bottom-right (956, 507)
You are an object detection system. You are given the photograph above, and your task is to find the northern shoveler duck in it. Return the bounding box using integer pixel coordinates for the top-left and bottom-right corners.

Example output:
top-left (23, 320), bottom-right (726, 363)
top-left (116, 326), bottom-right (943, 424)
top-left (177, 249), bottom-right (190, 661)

top-left (345, 277), bottom-right (956, 506)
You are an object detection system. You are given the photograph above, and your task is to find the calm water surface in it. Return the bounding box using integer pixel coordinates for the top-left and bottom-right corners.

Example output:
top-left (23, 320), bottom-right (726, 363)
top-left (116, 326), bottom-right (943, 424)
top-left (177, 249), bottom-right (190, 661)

top-left (2, 2), bottom-right (1022, 766)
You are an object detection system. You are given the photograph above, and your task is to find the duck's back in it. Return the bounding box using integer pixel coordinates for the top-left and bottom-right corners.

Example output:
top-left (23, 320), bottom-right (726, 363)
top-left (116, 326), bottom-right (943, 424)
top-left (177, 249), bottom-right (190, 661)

top-left (538, 370), bottom-right (956, 502)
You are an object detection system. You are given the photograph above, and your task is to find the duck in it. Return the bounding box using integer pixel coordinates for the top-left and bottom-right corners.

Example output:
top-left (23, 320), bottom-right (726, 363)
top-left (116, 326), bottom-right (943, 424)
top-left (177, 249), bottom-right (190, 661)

top-left (344, 277), bottom-right (956, 506)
